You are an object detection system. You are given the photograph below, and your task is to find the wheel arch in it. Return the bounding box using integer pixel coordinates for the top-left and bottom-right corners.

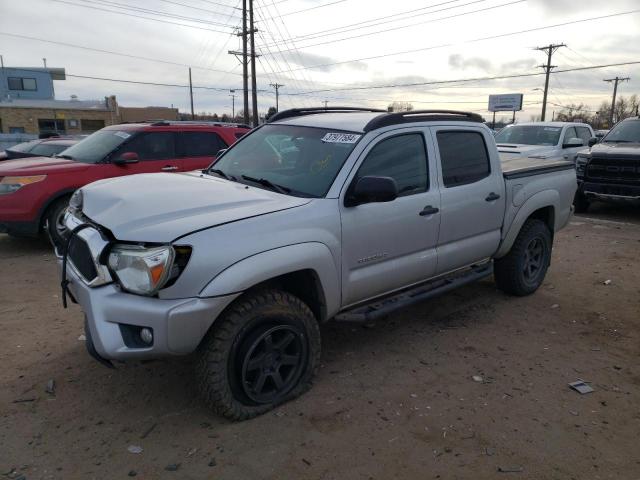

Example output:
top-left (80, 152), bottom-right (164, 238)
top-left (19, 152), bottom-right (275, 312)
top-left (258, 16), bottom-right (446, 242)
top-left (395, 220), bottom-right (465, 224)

top-left (495, 190), bottom-right (558, 259)
top-left (199, 242), bottom-right (340, 322)
top-left (37, 188), bottom-right (76, 230)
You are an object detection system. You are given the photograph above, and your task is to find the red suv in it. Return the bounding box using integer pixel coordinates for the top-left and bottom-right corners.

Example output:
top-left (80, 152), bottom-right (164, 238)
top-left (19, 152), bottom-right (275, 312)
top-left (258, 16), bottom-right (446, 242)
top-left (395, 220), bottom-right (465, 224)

top-left (0, 121), bottom-right (249, 246)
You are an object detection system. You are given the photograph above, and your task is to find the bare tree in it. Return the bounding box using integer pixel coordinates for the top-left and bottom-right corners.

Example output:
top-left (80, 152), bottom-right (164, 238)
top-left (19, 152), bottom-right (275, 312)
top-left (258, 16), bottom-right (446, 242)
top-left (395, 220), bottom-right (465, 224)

top-left (387, 101), bottom-right (414, 112)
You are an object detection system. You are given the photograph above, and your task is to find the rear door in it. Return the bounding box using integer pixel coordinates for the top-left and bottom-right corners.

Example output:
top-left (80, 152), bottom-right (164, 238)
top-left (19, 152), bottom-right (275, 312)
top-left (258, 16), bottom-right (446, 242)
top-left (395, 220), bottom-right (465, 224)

top-left (431, 126), bottom-right (505, 274)
top-left (108, 131), bottom-right (182, 174)
top-left (340, 129), bottom-right (441, 306)
top-left (178, 130), bottom-right (229, 172)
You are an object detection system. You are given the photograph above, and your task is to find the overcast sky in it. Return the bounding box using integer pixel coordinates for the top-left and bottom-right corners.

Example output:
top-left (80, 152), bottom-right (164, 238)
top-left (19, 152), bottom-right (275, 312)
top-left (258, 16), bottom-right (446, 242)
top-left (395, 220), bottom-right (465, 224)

top-left (1, 0), bottom-right (639, 121)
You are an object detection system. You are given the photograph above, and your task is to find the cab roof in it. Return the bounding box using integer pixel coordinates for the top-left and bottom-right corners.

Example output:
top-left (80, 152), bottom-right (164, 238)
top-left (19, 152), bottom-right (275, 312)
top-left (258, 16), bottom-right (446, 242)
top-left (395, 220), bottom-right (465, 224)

top-left (268, 107), bottom-right (484, 133)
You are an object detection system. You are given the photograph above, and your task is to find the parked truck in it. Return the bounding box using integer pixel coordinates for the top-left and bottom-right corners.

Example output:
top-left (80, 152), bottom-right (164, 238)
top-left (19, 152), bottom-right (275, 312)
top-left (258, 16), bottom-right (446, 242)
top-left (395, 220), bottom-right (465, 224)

top-left (58, 108), bottom-right (577, 420)
top-left (574, 116), bottom-right (640, 212)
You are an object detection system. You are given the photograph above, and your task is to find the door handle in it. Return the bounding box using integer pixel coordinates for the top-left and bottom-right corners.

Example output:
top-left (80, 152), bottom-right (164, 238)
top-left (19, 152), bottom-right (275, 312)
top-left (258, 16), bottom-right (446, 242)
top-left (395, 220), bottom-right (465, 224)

top-left (485, 192), bottom-right (501, 201)
top-left (419, 205), bottom-right (439, 216)
top-left (161, 165), bottom-right (179, 171)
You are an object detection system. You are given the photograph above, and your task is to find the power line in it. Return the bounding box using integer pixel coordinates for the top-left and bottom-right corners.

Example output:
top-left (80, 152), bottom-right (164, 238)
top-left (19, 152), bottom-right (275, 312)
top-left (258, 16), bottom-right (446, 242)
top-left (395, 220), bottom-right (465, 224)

top-left (259, 0), bottom-right (480, 47)
top-left (0, 31), bottom-right (243, 76)
top-left (282, 60), bottom-right (640, 95)
top-left (155, 0), bottom-right (240, 16)
top-left (270, 8), bottom-right (640, 74)
top-left (73, 0), bottom-right (238, 27)
top-left (51, 0), bottom-right (236, 34)
top-left (260, 0), bottom-right (525, 54)
top-left (258, 0), bottom-right (347, 20)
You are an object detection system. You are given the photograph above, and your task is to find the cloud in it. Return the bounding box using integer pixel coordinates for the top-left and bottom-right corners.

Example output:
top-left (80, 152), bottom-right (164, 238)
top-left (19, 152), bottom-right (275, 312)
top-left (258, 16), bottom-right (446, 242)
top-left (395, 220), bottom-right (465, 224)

top-left (277, 51), bottom-right (367, 72)
top-left (448, 54), bottom-right (492, 72)
top-left (500, 58), bottom-right (537, 72)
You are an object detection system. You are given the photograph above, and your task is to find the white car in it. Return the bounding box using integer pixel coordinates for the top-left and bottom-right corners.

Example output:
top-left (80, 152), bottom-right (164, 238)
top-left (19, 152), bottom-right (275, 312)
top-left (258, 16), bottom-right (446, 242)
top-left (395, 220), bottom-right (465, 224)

top-left (496, 122), bottom-right (594, 163)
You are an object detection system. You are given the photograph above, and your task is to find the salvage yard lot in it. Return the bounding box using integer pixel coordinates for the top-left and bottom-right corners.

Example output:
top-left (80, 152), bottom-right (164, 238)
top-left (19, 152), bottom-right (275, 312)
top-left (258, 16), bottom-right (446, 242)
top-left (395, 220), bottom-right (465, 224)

top-left (1, 205), bottom-right (639, 480)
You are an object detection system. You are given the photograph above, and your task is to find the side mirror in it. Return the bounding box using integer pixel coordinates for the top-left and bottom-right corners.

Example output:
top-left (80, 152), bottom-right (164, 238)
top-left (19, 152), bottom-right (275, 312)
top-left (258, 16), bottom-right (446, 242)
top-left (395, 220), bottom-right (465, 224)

top-left (563, 138), bottom-right (584, 149)
top-left (216, 148), bottom-right (227, 158)
top-left (345, 176), bottom-right (398, 207)
top-left (113, 151), bottom-right (139, 165)
top-left (588, 137), bottom-right (598, 147)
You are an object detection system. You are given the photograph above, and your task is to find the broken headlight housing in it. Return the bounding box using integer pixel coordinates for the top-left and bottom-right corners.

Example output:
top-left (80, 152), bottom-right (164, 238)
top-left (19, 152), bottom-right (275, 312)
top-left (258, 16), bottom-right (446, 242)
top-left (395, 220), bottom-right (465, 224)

top-left (108, 245), bottom-right (175, 296)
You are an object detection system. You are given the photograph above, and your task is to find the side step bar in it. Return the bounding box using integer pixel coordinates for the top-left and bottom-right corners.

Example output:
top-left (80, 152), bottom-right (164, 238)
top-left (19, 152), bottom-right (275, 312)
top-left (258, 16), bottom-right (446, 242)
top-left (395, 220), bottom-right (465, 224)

top-left (335, 263), bottom-right (493, 322)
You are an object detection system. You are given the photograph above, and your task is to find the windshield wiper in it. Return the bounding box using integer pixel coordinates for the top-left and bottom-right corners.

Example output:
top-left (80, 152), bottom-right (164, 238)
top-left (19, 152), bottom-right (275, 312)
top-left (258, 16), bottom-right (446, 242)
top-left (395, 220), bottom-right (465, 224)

top-left (208, 168), bottom-right (236, 181)
top-left (55, 154), bottom-right (74, 160)
top-left (241, 175), bottom-right (290, 194)
top-left (604, 139), bottom-right (633, 143)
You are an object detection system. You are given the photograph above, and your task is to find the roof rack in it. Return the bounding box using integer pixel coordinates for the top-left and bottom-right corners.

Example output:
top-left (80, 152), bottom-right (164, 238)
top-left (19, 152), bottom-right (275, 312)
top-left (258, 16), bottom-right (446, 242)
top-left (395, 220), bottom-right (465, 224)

top-left (363, 110), bottom-right (484, 132)
top-left (268, 107), bottom-right (386, 123)
top-left (147, 120), bottom-right (251, 129)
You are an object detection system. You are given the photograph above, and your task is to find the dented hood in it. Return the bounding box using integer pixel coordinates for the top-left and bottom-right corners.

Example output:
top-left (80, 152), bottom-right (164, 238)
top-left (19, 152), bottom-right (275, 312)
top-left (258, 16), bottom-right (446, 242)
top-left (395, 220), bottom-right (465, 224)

top-left (81, 171), bottom-right (311, 242)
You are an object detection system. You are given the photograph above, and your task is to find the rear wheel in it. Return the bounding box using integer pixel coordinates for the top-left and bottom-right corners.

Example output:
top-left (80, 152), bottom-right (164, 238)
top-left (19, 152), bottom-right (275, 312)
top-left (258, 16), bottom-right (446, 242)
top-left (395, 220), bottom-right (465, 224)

top-left (44, 196), bottom-right (70, 249)
top-left (196, 289), bottom-right (321, 421)
top-left (494, 219), bottom-right (552, 296)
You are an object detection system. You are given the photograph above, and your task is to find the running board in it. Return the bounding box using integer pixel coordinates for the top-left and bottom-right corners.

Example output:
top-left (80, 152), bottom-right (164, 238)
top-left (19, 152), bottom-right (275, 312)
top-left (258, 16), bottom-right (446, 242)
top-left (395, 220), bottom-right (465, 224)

top-left (335, 263), bottom-right (493, 322)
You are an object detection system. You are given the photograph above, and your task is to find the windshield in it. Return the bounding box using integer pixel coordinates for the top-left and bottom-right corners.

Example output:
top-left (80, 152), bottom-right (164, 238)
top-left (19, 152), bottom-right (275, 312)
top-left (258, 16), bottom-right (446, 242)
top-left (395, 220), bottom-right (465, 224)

top-left (495, 125), bottom-right (562, 146)
top-left (8, 140), bottom-right (40, 153)
top-left (602, 120), bottom-right (640, 143)
top-left (30, 143), bottom-right (72, 157)
top-left (210, 124), bottom-right (362, 197)
top-left (58, 130), bottom-right (132, 163)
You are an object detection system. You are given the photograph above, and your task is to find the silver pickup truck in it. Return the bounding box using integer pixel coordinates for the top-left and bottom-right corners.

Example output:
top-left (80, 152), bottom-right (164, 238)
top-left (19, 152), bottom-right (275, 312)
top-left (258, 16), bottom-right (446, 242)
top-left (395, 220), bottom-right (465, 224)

top-left (58, 108), bottom-right (577, 420)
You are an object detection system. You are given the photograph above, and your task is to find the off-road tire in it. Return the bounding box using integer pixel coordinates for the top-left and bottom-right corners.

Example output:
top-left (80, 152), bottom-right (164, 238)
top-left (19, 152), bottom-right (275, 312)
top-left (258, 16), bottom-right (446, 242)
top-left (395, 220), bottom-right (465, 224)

top-left (196, 289), bottom-right (321, 421)
top-left (494, 219), bottom-right (552, 296)
top-left (573, 191), bottom-right (590, 213)
top-left (44, 196), bottom-right (70, 249)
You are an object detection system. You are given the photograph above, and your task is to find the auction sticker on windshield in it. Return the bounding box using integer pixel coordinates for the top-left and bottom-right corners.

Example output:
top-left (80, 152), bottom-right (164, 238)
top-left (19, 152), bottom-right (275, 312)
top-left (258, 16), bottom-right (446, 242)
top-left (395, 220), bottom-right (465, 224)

top-left (321, 132), bottom-right (361, 143)
top-left (114, 131), bottom-right (131, 139)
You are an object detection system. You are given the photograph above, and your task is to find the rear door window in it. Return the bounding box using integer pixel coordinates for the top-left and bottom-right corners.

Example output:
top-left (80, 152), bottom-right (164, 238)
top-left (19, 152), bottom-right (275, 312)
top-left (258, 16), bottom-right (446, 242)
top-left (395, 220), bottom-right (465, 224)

top-left (437, 131), bottom-right (490, 187)
top-left (180, 131), bottom-right (228, 157)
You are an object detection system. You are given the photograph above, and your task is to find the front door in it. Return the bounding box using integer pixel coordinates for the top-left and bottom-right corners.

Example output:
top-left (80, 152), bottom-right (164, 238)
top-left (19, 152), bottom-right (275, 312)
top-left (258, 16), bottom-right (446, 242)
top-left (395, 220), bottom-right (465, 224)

top-left (340, 130), bottom-right (440, 307)
top-left (431, 127), bottom-right (505, 274)
top-left (106, 131), bottom-right (182, 176)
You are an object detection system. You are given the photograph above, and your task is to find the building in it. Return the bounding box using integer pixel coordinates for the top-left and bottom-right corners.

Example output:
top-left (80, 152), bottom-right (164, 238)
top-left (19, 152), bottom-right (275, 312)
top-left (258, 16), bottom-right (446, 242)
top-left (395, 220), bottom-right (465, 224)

top-left (0, 66), bottom-right (178, 137)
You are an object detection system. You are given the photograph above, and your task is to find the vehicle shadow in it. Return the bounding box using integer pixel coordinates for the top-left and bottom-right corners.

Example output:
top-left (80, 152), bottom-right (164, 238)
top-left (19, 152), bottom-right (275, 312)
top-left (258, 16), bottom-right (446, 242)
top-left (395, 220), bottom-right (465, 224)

top-left (576, 201), bottom-right (640, 225)
top-left (0, 233), bottom-right (52, 256)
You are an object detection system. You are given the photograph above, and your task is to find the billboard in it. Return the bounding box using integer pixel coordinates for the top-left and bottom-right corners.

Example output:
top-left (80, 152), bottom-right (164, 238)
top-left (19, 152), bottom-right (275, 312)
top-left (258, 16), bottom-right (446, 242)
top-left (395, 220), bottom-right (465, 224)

top-left (488, 94), bottom-right (523, 112)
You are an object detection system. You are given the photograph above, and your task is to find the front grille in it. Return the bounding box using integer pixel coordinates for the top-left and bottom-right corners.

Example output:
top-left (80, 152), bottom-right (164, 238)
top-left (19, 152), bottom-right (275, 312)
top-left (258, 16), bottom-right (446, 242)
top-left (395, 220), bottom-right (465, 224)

top-left (68, 236), bottom-right (98, 282)
top-left (586, 156), bottom-right (640, 183)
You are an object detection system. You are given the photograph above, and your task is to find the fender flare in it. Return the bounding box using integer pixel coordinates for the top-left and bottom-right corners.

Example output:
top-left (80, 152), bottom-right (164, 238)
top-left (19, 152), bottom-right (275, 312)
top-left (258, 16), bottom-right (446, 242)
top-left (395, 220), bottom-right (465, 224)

top-left (199, 242), bottom-right (340, 319)
top-left (495, 189), bottom-right (559, 259)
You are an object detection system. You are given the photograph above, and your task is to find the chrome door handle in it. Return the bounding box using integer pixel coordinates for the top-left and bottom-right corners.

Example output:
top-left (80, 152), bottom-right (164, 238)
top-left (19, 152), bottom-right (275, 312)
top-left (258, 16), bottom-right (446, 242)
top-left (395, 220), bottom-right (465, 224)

top-left (485, 192), bottom-right (501, 201)
top-left (162, 165), bottom-right (179, 171)
top-left (419, 205), bottom-right (439, 216)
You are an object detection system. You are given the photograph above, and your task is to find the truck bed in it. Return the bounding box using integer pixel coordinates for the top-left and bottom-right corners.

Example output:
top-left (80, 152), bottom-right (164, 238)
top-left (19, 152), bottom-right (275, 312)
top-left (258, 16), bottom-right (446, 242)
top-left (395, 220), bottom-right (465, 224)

top-left (501, 157), bottom-right (575, 179)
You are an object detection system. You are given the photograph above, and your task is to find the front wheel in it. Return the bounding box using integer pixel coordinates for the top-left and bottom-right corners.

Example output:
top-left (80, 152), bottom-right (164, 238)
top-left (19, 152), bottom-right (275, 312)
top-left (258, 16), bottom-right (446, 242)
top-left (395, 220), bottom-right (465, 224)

top-left (44, 196), bottom-right (70, 249)
top-left (573, 191), bottom-right (590, 213)
top-left (494, 219), bottom-right (552, 296)
top-left (196, 289), bottom-right (321, 421)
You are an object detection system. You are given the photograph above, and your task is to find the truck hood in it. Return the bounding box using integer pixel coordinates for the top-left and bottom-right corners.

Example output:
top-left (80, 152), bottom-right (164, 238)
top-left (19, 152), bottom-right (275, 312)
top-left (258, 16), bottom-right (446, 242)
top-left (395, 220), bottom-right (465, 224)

top-left (0, 156), bottom-right (90, 175)
top-left (588, 142), bottom-right (640, 158)
top-left (497, 144), bottom-right (559, 161)
top-left (81, 171), bottom-right (312, 242)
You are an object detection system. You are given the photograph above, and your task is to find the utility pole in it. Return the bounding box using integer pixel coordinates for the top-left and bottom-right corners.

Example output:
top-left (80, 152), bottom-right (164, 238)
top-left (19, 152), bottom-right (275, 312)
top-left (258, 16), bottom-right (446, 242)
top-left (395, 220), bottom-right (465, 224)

top-left (228, 0), bottom-right (259, 126)
top-left (229, 89), bottom-right (236, 119)
top-left (42, 58), bottom-right (47, 68)
top-left (249, 0), bottom-right (258, 127)
top-left (270, 83), bottom-right (284, 111)
top-left (604, 76), bottom-right (630, 127)
top-left (323, 100), bottom-right (328, 108)
top-left (535, 43), bottom-right (566, 121)
top-left (188, 67), bottom-right (194, 120)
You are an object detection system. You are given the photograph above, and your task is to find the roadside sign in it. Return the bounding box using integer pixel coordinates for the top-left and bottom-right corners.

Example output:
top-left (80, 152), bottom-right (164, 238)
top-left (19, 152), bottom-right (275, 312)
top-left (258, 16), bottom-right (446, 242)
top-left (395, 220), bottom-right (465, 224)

top-left (488, 94), bottom-right (523, 112)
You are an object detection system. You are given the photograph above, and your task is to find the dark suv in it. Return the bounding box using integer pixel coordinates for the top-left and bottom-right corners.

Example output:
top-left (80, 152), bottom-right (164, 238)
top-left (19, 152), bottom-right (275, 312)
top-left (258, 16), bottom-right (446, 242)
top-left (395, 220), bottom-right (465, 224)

top-left (575, 117), bottom-right (640, 212)
top-left (0, 121), bottom-right (249, 246)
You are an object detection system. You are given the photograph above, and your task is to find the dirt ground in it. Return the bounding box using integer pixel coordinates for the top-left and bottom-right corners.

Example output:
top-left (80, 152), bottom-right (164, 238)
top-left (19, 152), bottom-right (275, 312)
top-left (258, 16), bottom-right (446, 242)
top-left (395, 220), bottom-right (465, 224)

top-left (1, 203), bottom-right (640, 480)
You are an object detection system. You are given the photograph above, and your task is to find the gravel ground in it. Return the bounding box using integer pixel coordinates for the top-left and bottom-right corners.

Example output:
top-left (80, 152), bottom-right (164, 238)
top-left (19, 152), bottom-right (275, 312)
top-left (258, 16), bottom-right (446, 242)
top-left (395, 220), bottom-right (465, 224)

top-left (1, 204), bottom-right (639, 480)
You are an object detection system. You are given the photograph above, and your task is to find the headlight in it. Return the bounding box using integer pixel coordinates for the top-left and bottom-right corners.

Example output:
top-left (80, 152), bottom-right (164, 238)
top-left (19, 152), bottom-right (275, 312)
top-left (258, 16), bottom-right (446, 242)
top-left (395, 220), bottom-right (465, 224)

top-left (108, 245), bottom-right (175, 295)
top-left (0, 175), bottom-right (47, 195)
